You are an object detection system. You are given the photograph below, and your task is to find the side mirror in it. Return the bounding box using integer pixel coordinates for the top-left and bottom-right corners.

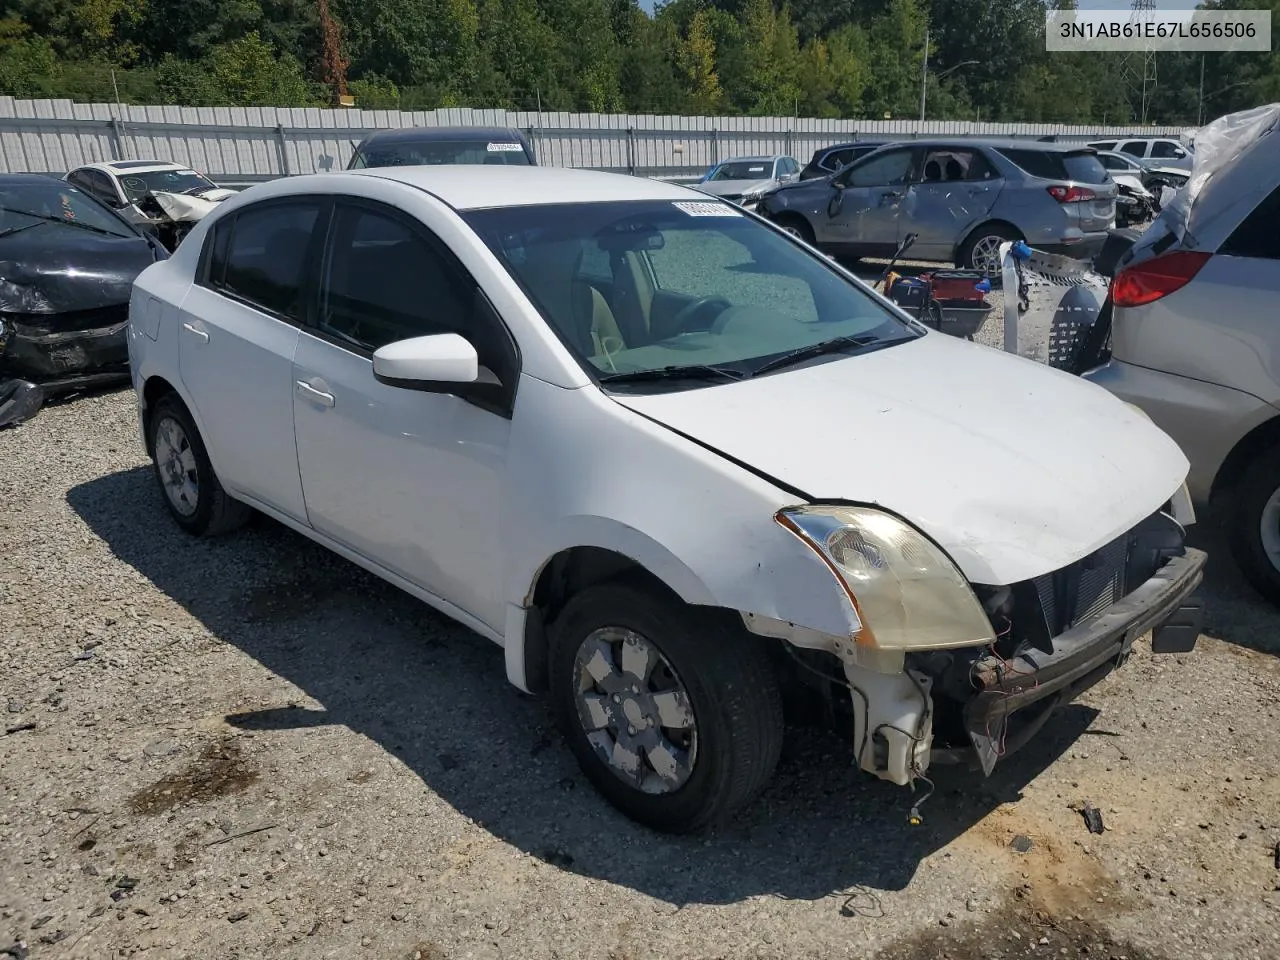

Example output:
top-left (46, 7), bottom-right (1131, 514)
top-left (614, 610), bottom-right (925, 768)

top-left (372, 333), bottom-right (478, 388)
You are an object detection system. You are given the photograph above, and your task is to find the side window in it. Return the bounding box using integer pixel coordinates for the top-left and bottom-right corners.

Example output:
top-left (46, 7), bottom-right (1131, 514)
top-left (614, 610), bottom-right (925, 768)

top-left (1119, 140), bottom-right (1147, 158)
top-left (1219, 183), bottom-right (1280, 261)
top-left (1098, 154), bottom-right (1123, 170)
top-left (821, 148), bottom-right (854, 172)
top-left (918, 148), bottom-right (996, 183)
top-left (317, 204), bottom-right (472, 352)
top-left (1151, 140), bottom-right (1187, 160)
top-left (66, 171), bottom-right (91, 191)
top-left (843, 149), bottom-right (914, 188)
top-left (215, 201), bottom-right (321, 321)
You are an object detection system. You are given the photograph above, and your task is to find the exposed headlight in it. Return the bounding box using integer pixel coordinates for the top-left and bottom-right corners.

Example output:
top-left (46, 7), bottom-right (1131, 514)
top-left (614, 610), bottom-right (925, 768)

top-left (776, 505), bottom-right (996, 651)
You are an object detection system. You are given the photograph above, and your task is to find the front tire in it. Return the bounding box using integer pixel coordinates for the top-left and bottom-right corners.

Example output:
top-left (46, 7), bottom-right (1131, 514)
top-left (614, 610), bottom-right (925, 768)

top-left (147, 394), bottom-right (251, 537)
top-left (548, 582), bottom-right (784, 834)
top-left (772, 214), bottom-right (815, 246)
top-left (1226, 447), bottom-right (1280, 607)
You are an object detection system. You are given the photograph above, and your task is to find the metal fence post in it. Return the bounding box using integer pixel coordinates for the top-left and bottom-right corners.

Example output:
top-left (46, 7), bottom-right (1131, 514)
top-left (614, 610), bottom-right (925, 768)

top-left (275, 125), bottom-right (292, 176)
top-left (785, 128), bottom-right (793, 157)
top-left (626, 128), bottom-right (635, 175)
top-left (711, 128), bottom-right (719, 166)
top-left (525, 126), bottom-right (537, 164)
top-left (109, 117), bottom-right (126, 160)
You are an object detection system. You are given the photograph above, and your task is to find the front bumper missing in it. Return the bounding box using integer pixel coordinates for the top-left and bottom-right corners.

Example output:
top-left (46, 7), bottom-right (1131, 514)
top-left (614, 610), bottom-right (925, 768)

top-left (955, 548), bottom-right (1207, 775)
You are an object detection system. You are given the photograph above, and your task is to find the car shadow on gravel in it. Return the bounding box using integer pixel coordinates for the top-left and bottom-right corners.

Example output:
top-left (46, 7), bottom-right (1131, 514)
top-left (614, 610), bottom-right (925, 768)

top-left (70, 466), bottom-right (1098, 908)
top-left (1186, 522), bottom-right (1280, 658)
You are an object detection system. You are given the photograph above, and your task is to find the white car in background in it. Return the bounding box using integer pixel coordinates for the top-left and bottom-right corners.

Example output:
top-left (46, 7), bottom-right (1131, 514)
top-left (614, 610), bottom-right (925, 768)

top-left (64, 160), bottom-right (237, 247)
top-left (126, 166), bottom-right (1205, 833)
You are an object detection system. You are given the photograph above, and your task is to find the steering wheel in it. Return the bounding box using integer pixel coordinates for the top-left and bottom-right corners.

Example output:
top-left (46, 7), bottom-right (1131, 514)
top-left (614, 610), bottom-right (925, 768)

top-left (671, 296), bottom-right (732, 333)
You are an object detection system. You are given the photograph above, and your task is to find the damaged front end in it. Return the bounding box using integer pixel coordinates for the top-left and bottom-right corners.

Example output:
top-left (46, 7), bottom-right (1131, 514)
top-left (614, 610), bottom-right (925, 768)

top-left (744, 503), bottom-right (1205, 814)
top-left (0, 237), bottom-right (160, 428)
top-left (127, 186), bottom-right (234, 251)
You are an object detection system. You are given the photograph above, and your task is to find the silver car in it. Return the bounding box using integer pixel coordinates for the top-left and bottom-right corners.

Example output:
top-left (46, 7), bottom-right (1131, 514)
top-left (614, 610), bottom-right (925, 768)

top-left (1086, 136), bottom-right (1193, 172)
top-left (694, 155), bottom-right (800, 209)
top-left (1083, 114), bottom-right (1280, 604)
top-left (758, 139), bottom-right (1117, 273)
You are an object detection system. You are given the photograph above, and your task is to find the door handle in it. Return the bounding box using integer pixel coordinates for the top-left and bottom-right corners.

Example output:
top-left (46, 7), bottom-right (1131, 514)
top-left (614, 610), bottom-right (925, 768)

top-left (296, 380), bottom-right (336, 407)
top-left (182, 322), bottom-right (209, 343)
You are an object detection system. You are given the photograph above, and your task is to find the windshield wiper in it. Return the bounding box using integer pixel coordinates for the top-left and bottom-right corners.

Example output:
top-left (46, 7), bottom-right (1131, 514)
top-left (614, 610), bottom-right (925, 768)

top-left (750, 334), bottom-right (909, 376)
top-left (0, 207), bottom-right (125, 239)
top-left (598, 364), bottom-right (748, 385)
top-left (0, 221), bottom-right (42, 240)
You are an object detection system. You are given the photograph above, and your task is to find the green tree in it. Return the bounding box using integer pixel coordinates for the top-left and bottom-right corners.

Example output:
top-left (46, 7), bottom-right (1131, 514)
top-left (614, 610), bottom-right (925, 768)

top-left (862, 0), bottom-right (927, 119)
top-left (675, 8), bottom-right (723, 114)
top-left (735, 0), bottom-right (801, 115)
top-left (0, 17), bottom-right (58, 96)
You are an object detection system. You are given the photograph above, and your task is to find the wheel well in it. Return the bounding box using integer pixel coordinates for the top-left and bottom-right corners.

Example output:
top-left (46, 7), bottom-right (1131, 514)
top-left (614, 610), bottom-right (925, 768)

top-left (1209, 414), bottom-right (1280, 508)
top-left (141, 376), bottom-right (180, 456)
top-left (521, 547), bottom-right (683, 694)
top-left (770, 211), bottom-right (812, 234)
top-left (954, 219), bottom-right (1022, 263)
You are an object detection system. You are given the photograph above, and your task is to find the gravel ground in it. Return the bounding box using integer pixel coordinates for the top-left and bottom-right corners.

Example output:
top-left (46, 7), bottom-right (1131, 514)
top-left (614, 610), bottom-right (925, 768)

top-left (3, 380), bottom-right (1279, 960)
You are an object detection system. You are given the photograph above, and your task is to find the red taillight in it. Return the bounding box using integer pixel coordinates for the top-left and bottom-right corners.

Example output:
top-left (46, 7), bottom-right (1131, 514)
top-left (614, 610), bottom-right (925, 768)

top-left (1046, 185), bottom-right (1096, 203)
top-left (1111, 250), bottom-right (1211, 307)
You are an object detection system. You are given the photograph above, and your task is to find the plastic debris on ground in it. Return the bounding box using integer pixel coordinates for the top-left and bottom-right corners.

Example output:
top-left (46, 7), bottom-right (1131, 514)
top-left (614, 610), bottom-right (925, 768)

top-left (999, 239), bottom-right (1110, 374)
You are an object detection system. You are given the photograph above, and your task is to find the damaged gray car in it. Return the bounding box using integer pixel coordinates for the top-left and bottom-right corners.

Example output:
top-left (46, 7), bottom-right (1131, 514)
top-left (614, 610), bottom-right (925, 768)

top-left (0, 174), bottom-right (167, 428)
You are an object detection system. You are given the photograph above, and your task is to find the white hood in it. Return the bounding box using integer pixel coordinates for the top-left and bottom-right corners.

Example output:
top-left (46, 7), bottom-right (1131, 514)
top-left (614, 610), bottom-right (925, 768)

top-left (611, 333), bottom-right (1190, 586)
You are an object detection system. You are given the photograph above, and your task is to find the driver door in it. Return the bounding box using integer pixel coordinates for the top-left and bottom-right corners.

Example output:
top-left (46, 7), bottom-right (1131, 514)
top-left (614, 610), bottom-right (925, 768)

top-left (822, 147), bottom-right (917, 258)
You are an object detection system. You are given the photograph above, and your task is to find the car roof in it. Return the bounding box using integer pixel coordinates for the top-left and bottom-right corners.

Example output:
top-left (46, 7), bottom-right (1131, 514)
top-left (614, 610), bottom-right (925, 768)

top-left (356, 125), bottom-right (527, 146)
top-left (819, 141), bottom-right (885, 151)
top-left (282, 167), bottom-right (709, 211)
top-left (716, 155), bottom-right (783, 163)
top-left (0, 172), bottom-right (69, 186)
top-left (78, 160), bottom-right (193, 175)
top-left (901, 138), bottom-right (1097, 153)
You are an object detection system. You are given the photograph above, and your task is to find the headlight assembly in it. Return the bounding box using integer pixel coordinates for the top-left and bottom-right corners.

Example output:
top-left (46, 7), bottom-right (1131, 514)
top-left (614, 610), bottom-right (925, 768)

top-left (776, 505), bottom-right (996, 651)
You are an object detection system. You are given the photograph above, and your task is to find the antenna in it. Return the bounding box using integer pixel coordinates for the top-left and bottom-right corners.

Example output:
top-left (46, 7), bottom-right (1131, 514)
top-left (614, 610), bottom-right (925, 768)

top-left (1118, 0), bottom-right (1159, 124)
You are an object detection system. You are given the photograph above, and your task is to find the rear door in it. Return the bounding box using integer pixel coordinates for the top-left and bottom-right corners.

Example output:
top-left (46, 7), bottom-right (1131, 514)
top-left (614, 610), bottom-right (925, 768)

top-left (177, 197), bottom-right (326, 522)
top-left (902, 146), bottom-right (1003, 261)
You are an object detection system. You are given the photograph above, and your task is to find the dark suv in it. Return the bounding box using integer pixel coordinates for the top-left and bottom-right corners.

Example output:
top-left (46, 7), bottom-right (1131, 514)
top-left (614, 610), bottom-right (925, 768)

top-left (799, 141), bottom-right (891, 180)
top-left (348, 126), bottom-right (536, 169)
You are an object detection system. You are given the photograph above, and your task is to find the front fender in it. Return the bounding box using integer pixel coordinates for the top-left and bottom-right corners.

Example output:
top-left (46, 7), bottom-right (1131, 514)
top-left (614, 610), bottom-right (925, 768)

top-left (500, 378), bottom-right (862, 668)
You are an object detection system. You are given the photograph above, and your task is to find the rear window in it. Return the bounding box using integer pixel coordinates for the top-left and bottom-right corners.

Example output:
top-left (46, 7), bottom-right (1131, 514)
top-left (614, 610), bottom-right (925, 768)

top-left (1062, 151), bottom-right (1109, 184)
top-left (996, 149), bottom-right (1062, 179)
top-left (996, 148), bottom-right (1108, 183)
top-left (1219, 183), bottom-right (1280, 261)
top-left (350, 138), bottom-right (530, 169)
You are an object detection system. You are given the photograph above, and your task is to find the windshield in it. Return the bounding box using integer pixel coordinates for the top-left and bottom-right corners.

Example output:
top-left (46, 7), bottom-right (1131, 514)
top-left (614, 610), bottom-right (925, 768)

top-left (118, 169), bottom-right (217, 202)
top-left (0, 181), bottom-right (136, 239)
top-left (707, 161), bottom-right (774, 181)
top-left (461, 199), bottom-right (918, 385)
top-left (350, 139), bottom-right (530, 169)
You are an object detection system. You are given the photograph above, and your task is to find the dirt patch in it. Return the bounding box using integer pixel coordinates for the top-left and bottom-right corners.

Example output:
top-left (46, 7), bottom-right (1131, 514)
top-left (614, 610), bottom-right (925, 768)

top-left (875, 898), bottom-right (1169, 960)
top-left (128, 738), bottom-right (258, 815)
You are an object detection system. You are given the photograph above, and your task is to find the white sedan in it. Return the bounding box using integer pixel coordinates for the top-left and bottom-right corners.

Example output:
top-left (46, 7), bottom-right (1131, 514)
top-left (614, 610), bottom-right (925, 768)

top-left (127, 166), bottom-right (1206, 833)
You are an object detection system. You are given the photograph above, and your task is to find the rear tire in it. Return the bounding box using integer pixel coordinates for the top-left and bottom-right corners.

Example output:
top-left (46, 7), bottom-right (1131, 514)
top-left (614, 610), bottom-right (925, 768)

top-left (548, 581), bottom-right (784, 834)
top-left (959, 223), bottom-right (1022, 276)
top-left (147, 394), bottom-right (251, 537)
top-left (1226, 447), bottom-right (1280, 607)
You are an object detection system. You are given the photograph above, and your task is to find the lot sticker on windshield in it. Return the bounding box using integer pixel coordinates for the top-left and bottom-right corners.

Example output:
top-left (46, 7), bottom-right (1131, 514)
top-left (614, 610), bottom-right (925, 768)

top-left (672, 201), bottom-right (741, 217)
top-left (487, 142), bottom-right (524, 152)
